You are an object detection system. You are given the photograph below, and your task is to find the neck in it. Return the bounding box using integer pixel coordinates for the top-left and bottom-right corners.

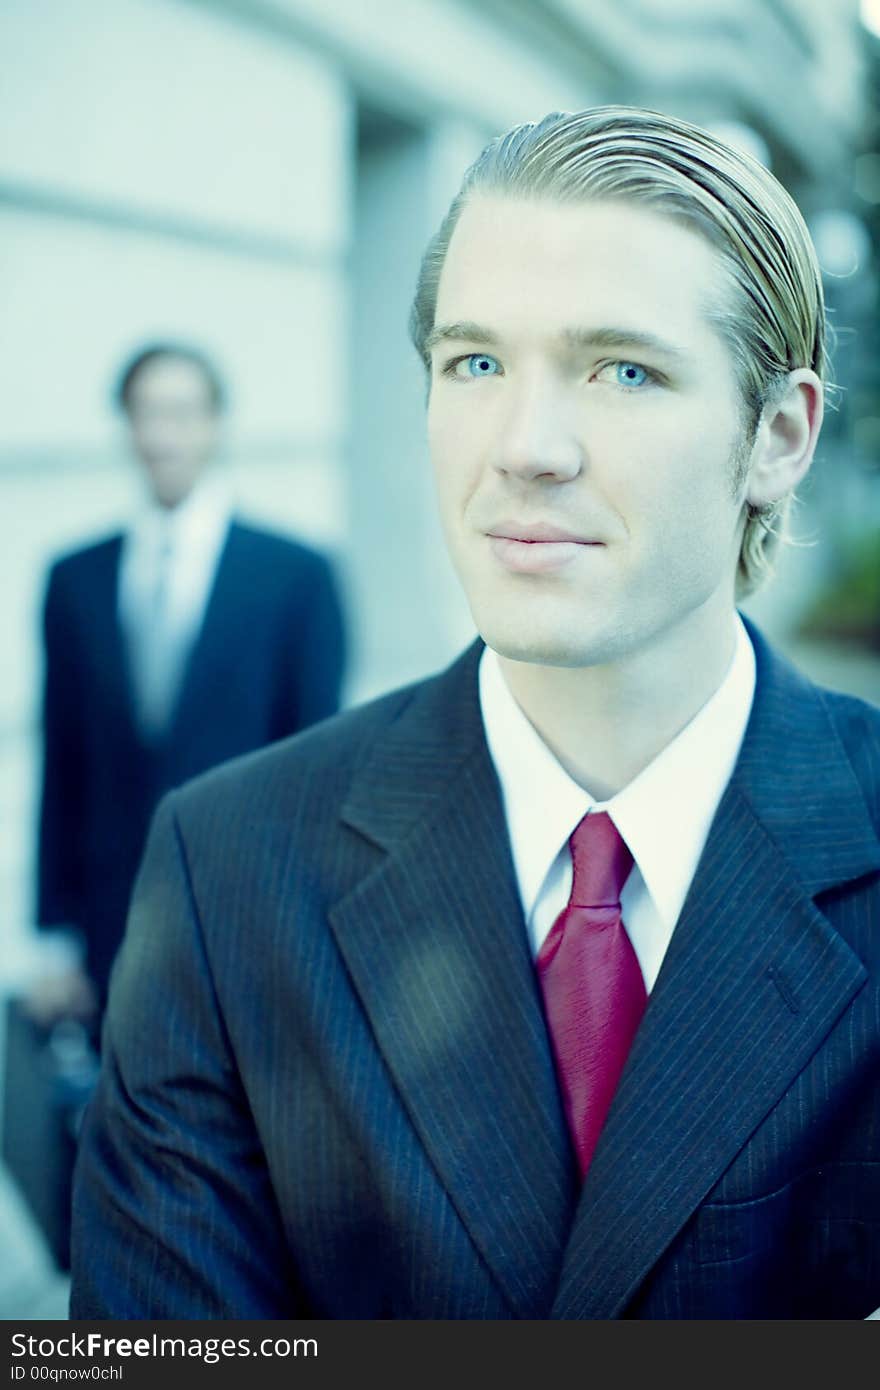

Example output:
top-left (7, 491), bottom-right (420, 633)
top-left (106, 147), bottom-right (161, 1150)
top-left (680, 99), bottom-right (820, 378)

top-left (497, 608), bottom-right (739, 801)
top-left (154, 483), bottom-right (199, 513)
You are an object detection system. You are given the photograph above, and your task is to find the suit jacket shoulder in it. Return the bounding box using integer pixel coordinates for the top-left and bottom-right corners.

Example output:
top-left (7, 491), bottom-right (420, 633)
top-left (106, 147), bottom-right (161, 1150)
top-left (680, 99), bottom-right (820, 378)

top-left (227, 518), bottom-right (336, 581)
top-left (818, 683), bottom-right (880, 835)
top-left (47, 520), bottom-right (329, 595)
top-left (45, 532), bottom-right (123, 592)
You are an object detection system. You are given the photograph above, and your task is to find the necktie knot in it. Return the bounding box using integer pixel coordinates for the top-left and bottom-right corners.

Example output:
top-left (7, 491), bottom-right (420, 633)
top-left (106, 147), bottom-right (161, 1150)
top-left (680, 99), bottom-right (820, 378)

top-left (569, 811), bottom-right (633, 908)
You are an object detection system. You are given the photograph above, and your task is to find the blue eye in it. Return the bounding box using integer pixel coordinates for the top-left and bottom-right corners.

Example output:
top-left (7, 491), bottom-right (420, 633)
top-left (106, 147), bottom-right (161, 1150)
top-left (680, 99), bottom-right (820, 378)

top-left (615, 362), bottom-right (649, 387)
top-left (465, 353), bottom-right (500, 377)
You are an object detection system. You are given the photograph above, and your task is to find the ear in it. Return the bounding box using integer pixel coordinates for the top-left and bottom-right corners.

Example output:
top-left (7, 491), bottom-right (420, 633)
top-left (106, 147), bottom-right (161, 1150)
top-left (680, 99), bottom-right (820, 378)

top-left (745, 369), bottom-right (824, 507)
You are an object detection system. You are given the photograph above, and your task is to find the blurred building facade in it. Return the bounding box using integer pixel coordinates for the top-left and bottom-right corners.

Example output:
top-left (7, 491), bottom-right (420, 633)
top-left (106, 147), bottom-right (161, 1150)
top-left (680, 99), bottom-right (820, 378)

top-left (0, 0), bottom-right (873, 993)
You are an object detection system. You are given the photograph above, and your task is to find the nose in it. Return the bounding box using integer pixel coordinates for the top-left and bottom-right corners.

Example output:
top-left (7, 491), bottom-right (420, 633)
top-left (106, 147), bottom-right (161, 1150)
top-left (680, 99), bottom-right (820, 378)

top-left (491, 372), bottom-right (583, 482)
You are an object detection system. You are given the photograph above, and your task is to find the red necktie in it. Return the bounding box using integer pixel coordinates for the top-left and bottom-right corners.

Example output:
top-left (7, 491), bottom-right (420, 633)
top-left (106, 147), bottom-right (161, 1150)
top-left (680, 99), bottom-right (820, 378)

top-left (536, 811), bottom-right (647, 1178)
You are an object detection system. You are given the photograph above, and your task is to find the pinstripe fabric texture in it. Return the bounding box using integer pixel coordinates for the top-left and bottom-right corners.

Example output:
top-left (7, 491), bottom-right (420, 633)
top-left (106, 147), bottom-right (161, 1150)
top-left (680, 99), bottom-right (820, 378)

top-left (70, 620), bottom-right (880, 1318)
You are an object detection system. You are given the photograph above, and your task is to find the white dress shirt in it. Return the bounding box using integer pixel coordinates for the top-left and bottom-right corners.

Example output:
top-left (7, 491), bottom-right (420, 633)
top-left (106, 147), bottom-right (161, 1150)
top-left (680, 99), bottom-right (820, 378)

top-left (479, 616), bottom-right (756, 992)
top-left (118, 474), bottom-right (232, 734)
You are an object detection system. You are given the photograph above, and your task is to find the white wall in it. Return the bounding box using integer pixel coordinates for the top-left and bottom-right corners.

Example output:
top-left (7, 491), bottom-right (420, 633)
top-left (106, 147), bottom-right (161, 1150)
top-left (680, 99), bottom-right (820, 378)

top-left (0, 0), bottom-right (349, 249)
top-left (0, 209), bottom-right (348, 452)
top-left (259, 0), bottom-right (594, 130)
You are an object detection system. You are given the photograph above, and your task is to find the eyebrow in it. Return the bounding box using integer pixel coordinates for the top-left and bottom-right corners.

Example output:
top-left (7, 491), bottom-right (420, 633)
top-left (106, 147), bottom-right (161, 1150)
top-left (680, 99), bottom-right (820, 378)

top-left (561, 326), bottom-right (690, 362)
top-left (424, 321), bottom-right (689, 362)
top-left (424, 321), bottom-right (500, 353)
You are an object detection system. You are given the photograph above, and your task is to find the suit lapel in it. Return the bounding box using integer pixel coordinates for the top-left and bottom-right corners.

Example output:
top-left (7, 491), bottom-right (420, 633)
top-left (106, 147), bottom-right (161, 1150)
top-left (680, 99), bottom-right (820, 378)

top-left (329, 643), bottom-right (579, 1318)
top-left (99, 536), bottom-right (140, 738)
top-left (552, 625), bottom-right (880, 1318)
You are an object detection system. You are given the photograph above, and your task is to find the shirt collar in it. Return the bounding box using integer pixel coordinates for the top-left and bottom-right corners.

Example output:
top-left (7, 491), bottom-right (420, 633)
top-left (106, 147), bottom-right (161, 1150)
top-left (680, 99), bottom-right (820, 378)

top-left (479, 616), bottom-right (756, 931)
top-left (480, 645), bottom-right (590, 921)
top-left (129, 470), bottom-right (232, 554)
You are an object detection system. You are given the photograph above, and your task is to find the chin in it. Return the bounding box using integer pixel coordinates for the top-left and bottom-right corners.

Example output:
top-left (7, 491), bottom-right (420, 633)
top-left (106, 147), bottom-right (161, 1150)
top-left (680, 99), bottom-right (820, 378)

top-left (477, 622), bottom-right (608, 670)
top-left (468, 584), bottom-right (635, 668)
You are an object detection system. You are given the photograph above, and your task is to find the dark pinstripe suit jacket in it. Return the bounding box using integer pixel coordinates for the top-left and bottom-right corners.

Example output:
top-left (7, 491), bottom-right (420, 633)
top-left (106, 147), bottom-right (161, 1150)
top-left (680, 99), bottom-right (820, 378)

top-left (69, 621), bottom-right (880, 1319)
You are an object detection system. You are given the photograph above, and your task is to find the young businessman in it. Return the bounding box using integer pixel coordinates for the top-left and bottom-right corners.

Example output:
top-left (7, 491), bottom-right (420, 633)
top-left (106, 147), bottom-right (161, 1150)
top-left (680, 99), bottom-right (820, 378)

top-left (36, 344), bottom-right (346, 1014)
top-left (70, 108), bottom-right (880, 1319)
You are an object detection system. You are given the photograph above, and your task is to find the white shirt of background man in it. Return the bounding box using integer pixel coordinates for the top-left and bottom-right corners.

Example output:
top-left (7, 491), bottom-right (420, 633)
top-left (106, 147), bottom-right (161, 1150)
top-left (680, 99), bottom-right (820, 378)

top-left (118, 474), bottom-right (231, 738)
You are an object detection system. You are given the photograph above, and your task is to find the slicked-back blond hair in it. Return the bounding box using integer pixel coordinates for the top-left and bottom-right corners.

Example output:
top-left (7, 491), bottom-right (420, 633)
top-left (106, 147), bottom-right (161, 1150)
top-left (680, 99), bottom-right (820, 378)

top-left (410, 106), bottom-right (827, 596)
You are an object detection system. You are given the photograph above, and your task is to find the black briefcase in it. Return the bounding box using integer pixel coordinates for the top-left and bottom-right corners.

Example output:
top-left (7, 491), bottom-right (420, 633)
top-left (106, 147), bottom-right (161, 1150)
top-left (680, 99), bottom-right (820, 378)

top-left (1, 997), bottom-right (99, 1270)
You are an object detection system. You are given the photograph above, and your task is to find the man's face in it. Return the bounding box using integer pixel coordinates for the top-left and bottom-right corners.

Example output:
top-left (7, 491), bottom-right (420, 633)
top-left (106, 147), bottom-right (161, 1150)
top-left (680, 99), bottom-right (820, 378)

top-left (125, 356), bottom-right (221, 508)
top-left (427, 195), bottom-right (753, 670)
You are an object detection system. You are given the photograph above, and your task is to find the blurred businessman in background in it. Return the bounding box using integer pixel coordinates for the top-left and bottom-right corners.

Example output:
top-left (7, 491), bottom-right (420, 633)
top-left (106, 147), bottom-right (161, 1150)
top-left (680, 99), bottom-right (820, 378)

top-left (35, 342), bottom-right (346, 1019)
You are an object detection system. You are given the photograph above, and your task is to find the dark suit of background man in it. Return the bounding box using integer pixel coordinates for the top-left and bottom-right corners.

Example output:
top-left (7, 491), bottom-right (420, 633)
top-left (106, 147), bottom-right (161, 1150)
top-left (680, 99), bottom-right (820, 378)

top-left (37, 342), bottom-right (346, 1011)
top-left (72, 110), bottom-right (880, 1319)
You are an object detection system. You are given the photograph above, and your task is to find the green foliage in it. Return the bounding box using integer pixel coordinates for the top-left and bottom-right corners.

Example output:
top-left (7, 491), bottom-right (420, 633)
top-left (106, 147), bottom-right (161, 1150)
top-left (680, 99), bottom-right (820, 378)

top-left (798, 530), bottom-right (880, 650)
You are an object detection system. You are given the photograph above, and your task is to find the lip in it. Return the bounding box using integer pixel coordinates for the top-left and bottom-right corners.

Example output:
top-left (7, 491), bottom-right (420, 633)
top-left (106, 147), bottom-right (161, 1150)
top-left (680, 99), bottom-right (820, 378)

top-left (486, 526), bottom-right (603, 575)
top-left (487, 521), bottom-right (594, 543)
